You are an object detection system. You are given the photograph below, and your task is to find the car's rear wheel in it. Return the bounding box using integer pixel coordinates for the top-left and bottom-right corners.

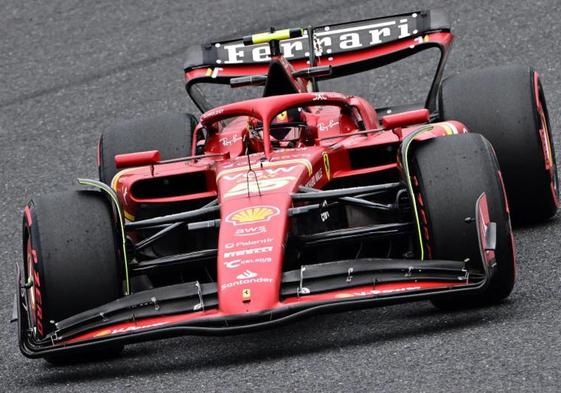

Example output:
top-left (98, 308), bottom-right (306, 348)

top-left (410, 133), bottom-right (516, 308)
top-left (98, 112), bottom-right (197, 185)
top-left (23, 190), bottom-right (123, 362)
top-left (439, 65), bottom-right (559, 223)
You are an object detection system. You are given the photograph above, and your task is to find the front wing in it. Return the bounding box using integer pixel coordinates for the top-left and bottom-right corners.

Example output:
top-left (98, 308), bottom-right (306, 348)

top-left (15, 193), bottom-right (495, 358)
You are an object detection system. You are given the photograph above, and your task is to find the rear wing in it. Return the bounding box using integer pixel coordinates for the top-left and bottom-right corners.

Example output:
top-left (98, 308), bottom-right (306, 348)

top-left (184, 9), bottom-right (452, 112)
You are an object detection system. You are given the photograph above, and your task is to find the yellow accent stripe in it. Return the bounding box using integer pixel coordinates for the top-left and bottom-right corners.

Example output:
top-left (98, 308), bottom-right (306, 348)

top-left (440, 122), bottom-right (458, 136)
top-left (401, 125), bottom-right (434, 261)
top-left (111, 167), bottom-right (140, 191)
top-left (217, 158), bottom-right (313, 180)
top-left (78, 178), bottom-right (131, 295)
top-left (111, 168), bottom-right (143, 222)
top-left (124, 210), bottom-right (135, 221)
top-left (251, 29), bottom-right (302, 44)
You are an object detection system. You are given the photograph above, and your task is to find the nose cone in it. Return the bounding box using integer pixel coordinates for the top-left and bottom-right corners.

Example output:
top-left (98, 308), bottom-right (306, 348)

top-left (215, 157), bottom-right (313, 314)
top-left (217, 202), bottom-right (288, 314)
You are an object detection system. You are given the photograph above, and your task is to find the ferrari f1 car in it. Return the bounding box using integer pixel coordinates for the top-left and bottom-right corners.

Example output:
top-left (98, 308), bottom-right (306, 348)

top-left (15, 10), bottom-right (558, 362)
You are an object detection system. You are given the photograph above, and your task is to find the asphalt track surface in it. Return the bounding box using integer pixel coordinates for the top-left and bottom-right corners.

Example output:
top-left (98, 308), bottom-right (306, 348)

top-left (2, 1), bottom-right (561, 391)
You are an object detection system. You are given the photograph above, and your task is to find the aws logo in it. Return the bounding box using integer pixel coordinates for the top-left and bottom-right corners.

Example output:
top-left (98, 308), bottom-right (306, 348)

top-left (234, 226), bottom-right (267, 237)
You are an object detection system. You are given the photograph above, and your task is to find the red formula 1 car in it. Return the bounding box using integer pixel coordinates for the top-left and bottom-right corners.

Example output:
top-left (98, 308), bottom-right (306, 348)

top-left (15, 10), bottom-right (558, 362)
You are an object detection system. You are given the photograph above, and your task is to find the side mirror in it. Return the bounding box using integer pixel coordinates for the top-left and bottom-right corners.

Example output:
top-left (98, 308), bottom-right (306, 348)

top-left (292, 65), bottom-right (332, 79)
top-left (115, 150), bottom-right (161, 169)
top-left (230, 75), bottom-right (267, 88)
top-left (382, 109), bottom-right (430, 129)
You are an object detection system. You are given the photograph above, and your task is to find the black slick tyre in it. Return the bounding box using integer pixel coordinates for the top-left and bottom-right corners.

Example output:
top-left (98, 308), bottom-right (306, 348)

top-left (23, 190), bottom-right (123, 362)
top-left (98, 112), bottom-right (197, 185)
top-left (410, 133), bottom-right (515, 308)
top-left (439, 65), bottom-right (559, 222)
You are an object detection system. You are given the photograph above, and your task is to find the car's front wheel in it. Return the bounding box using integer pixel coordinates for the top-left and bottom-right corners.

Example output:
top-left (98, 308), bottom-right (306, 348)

top-left (410, 133), bottom-right (516, 308)
top-left (23, 190), bottom-right (123, 363)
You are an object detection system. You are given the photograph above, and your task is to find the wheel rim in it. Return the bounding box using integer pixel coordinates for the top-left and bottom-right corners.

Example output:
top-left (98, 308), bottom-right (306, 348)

top-left (534, 73), bottom-right (559, 208)
top-left (25, 237), bottom-right (37, 329)
top-left (540, 107), bottom-right (559, 202)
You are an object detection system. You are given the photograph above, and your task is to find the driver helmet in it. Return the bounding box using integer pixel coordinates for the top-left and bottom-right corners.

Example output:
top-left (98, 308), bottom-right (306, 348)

top-left (270, 107), bottom-right (304, 142)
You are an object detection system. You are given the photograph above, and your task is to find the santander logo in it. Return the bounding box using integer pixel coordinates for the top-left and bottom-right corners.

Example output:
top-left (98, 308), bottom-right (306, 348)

top-left (236, 270), bottom-right (258, 280)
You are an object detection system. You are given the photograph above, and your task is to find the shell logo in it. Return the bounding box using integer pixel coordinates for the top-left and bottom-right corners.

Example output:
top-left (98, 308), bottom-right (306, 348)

top-left (226, 206), bottom-right (280, 226)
